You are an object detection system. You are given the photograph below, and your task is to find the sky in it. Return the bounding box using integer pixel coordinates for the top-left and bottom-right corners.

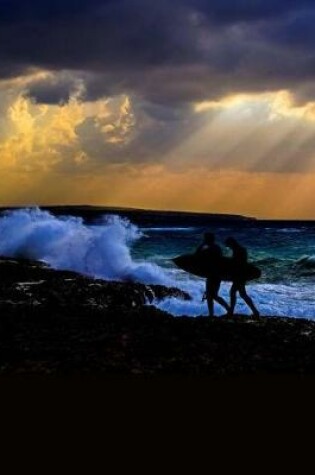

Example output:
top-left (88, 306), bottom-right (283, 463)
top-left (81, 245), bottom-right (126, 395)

top-left (1, 0), bottom-right (315, 218)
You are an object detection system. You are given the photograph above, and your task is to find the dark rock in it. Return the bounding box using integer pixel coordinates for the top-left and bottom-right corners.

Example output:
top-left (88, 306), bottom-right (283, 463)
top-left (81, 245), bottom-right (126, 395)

top-left (0, 256), bottom-right (315, 376)
top-left (0, 256), bottom-right (190, 310)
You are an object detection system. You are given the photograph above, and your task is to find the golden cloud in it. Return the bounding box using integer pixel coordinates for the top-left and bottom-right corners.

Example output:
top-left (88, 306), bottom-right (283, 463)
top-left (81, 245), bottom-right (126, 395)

top-left (0, 72), bottom-right (135, 174)
top-left (1, 73), bottom-right (315, 218)
top-left (194, 90), bottom-right (315, 122)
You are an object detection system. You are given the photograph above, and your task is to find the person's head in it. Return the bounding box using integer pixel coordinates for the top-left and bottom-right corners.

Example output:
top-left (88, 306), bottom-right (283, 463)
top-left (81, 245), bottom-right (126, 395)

top-left (225, 237), bottom-right (238, 249)
top-left (204, 232), bottom-right (215, 244)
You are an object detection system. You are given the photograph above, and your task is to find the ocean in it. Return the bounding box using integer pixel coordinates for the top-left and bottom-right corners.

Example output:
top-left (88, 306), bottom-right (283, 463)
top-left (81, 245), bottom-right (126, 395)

top-left (1, 207), bottom-right (315, 319)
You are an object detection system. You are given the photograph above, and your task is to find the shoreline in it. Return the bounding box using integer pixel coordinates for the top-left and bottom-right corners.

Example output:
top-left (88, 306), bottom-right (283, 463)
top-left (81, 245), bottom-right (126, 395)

top-left (0, 256), bottom-right (315, 376)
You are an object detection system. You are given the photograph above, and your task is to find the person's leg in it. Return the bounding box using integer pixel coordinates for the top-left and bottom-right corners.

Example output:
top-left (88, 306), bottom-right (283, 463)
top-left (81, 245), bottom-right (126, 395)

top-left (206, 279), bottom-right (214, 317)
top-left (229, 283), bottom-right (238, 316)
top-left (211, 279), bottom-right (230, 314)
top-left (207, 296), bottom-right (214, 317)
top-left (207, 278), bottom-right (230, 316)
top-left (238, 283), bottom-right (260, 317)
top-left (214, 293), bottom-right (230, 313)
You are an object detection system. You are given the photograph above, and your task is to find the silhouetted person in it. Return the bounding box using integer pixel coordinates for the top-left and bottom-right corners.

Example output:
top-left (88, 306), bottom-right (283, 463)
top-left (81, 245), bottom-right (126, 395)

top-left (196, 232), bottom-right (230, 317)
top-left (225, 237), bottom-right (259, 318)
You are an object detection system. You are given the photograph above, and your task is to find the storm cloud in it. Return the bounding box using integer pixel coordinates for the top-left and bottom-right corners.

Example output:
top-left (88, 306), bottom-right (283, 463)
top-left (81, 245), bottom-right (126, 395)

top-left (1, 0), bottom-right (315, 105)
top-left (2, 0), bottom-right (315, 218)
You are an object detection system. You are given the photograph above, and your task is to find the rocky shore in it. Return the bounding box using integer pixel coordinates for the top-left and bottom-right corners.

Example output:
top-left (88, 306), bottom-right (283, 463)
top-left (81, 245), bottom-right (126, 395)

top-left (0, 256), bottom-right (315, 376)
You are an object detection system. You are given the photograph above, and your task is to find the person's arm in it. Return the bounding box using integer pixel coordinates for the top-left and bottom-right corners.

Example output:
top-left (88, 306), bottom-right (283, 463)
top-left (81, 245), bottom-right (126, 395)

top-left (237, 246), bottom-right (248, 263)
top-left (216, 245), bottom-right (223, 257)
top-left (195, 243), bottom-right (205, 254)
top-left (242, 247), bottom-right (248, 262)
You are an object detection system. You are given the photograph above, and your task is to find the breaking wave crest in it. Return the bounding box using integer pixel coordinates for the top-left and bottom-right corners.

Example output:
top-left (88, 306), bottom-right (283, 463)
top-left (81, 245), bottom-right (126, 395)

top-left (295, 255), bottom-right (315, 269)
top-left (1, 208), bottom-right (315, 319)
top-left (0, 208), bottom-right (174, 285)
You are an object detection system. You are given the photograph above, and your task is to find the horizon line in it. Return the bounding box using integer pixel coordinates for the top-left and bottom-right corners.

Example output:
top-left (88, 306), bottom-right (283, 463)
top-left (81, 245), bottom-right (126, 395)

top-left (2, 203), bottom-right (315, 221)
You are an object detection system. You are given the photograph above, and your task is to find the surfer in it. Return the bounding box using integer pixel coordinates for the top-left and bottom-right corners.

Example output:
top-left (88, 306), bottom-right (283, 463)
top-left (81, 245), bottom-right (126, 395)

top-left (196, 232), bottom-right (230, 317)
top-left (225, 237), bottom-right (260, 318)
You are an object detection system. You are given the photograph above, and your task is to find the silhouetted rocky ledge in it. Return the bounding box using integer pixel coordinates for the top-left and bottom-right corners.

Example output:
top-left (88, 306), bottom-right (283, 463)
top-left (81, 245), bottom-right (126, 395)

top-left (0, 256), bottom-right (315, 377)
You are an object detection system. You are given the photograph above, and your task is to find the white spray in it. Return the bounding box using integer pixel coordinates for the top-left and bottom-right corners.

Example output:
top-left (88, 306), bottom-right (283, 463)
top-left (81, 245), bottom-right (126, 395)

top-left (1, 208), bottom-right (315, 319)
top-left (0, 208), bottom-right (172, 284)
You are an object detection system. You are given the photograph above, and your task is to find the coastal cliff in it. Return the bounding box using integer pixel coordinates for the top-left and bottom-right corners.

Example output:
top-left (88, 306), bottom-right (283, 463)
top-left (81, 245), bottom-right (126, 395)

top-left (0, 256), bottom-right (315, 376)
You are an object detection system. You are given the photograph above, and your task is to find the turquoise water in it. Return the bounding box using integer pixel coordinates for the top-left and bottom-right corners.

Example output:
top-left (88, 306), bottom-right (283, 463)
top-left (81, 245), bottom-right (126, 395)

top-left (1, 208), bottom-right (315, 319)
top-left (133, 225), bottom-right (315, 284)
top-left (132, 224), bottom-right (315, 318)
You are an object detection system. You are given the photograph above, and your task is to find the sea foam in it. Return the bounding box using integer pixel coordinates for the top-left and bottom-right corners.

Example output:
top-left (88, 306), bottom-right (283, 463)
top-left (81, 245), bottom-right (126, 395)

top-left (1, 208), bottom-right (315, 319)
top-left (0, 208), bottom-right (173, 285)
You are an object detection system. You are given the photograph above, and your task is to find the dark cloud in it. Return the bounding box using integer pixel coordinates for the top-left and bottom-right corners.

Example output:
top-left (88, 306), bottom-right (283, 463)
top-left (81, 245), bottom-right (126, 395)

top-left (186, 0), bottom-right (314, 23)
top-left (73, 97), bottom-right (199, 168)
top-left (1, 0), bottom-right (312, 24)
top-left (1, 0), bottom-right (315, 105)
top-left (25, 73), bottom-right (79, 104)
top-left (264, 8), bottom-right (315, 50)
top-left (0, 0), bottom-right (108, 23)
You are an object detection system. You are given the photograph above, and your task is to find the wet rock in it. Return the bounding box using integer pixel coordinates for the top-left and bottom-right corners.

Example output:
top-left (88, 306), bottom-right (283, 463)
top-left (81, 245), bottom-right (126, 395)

top-left (0, 256), bottom-right (190, 309)
top-left (0, 256), bottom-right (315, 376)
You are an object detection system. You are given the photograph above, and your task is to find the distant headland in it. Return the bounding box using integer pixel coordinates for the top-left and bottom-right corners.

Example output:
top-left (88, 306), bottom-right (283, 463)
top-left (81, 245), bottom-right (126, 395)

top-left (2, 205), bottom-right (315, 227)
top-left (0, 205), bottom-right (255, 228)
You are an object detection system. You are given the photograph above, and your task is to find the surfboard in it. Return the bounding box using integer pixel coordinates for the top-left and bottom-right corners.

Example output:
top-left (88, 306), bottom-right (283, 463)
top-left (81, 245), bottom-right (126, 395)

top-left (172, 254), bottom-right (261, 282)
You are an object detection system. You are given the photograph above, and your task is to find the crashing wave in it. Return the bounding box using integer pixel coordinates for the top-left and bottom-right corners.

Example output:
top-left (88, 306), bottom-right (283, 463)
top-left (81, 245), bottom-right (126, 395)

top-left (0, 207), bottom-right (174, 285)
top-left (295, 255), bottom-right (315, 269)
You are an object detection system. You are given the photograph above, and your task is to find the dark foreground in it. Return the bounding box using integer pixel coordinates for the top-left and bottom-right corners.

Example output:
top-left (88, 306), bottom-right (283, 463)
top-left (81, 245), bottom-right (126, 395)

top-left (0, 257), bottom-right (315, 377)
